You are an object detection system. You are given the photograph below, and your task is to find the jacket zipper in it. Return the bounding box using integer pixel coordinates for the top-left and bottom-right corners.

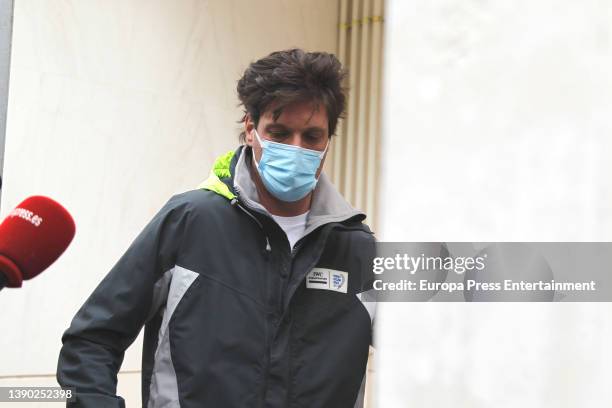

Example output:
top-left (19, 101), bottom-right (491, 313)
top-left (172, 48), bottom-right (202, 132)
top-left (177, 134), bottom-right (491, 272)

top-left (230, 197), bottom-right (272, 407)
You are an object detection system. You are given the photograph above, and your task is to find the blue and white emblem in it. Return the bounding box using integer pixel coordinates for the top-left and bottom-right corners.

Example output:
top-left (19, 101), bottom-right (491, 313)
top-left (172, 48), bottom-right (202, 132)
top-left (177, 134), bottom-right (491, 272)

top-left (332, 273), bottom-right (345, 290)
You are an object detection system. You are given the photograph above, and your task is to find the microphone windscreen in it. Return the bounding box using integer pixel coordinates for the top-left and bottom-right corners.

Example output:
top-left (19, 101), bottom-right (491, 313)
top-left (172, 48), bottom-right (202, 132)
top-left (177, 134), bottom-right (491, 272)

top-left (0, 196), bottom-right (75, 287)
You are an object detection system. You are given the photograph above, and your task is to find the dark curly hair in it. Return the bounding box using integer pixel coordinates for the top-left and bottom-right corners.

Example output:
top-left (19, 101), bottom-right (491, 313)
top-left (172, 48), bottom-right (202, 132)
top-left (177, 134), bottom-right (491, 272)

top-left (237, 48), bottom-right (347, 143)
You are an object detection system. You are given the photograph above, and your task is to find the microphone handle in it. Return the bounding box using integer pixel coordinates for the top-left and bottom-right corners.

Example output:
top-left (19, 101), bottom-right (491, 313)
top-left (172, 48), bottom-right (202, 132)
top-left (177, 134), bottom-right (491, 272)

top-left (0, 254), bottom-right (22, 289)
top-left (0, 272), bottom-right (6, 290)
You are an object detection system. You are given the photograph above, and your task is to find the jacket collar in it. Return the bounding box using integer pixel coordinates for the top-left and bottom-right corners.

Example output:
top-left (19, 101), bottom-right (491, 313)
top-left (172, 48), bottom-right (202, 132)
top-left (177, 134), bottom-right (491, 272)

top-left (200, 145), bottom-right (366, 233)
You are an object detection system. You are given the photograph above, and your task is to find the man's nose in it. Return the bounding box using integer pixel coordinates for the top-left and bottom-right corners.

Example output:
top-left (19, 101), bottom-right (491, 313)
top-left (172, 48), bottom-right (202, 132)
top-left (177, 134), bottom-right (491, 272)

top-left (285, 133), bottom-right (306, 148)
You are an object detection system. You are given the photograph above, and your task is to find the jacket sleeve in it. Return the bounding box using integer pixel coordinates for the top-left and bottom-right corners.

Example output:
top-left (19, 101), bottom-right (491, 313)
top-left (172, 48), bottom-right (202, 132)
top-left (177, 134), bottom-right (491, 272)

top-left (56, 194), bottom-right (189, 407)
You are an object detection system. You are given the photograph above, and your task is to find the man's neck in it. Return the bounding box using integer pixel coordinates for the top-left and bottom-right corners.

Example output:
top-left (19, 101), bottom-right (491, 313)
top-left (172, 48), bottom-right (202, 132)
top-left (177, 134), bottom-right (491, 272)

top-left (248, 160), bottom-right (312, 217)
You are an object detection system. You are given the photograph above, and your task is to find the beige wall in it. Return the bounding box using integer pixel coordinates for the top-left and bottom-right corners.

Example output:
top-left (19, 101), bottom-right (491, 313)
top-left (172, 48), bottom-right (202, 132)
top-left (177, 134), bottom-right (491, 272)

top-left (0, 0), bottom-right (337, 405)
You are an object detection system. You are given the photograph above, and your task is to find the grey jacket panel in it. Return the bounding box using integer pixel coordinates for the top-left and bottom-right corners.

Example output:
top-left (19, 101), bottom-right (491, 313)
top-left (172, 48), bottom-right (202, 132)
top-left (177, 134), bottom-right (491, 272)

top-left (148, 266), bottom-right (199, 408)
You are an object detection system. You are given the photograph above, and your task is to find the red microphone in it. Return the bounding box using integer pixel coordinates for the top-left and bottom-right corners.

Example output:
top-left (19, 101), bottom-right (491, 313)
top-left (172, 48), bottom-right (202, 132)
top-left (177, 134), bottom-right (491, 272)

top-left (0, 196), bottom-right (76, 289)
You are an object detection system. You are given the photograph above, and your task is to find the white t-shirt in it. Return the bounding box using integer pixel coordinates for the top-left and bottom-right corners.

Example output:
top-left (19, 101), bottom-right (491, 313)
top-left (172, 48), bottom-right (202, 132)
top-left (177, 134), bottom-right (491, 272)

top-left (270, 211), bottom-right (309, 249)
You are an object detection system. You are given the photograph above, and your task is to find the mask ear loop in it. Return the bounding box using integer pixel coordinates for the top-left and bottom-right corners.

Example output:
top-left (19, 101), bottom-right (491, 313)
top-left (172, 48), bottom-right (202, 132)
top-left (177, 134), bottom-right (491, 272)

top-left (319, 137), bottom-right (330, 158)
top-left (251, 129), bottom-right (265, 169)
top-left (314, 137), bottom-right (331, 181)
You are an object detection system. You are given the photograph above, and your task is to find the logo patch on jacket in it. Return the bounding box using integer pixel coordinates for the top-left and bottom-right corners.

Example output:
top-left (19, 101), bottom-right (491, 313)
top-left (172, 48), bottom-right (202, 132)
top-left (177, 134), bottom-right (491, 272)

top-left (306, 268), bottom-right (348, 293)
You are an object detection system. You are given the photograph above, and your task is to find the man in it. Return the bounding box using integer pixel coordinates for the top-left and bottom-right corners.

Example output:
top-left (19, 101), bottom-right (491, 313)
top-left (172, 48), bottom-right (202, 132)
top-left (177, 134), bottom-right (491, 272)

top-left (57, 49), bottom-right (376, 408)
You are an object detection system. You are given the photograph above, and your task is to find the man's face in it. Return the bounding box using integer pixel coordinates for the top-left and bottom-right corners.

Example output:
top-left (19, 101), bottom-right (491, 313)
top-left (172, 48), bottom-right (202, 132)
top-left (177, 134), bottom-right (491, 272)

top-left (245, 100), bottom-right (330, 178)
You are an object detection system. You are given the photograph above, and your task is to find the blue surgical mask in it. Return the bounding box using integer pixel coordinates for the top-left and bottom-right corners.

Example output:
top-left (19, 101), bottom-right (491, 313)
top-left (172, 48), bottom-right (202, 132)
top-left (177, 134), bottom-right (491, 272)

top-left (251, 129), bottom-right (329, 202)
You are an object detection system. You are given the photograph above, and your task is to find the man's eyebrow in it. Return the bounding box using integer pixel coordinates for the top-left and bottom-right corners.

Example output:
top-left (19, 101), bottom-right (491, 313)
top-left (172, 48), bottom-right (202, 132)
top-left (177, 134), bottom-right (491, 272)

top-left (265, 123), bottom-right (290, 131)
top-left (302, 126), bottom-right (325, 133)
top-left (264, 124), bottom-right (326, 133)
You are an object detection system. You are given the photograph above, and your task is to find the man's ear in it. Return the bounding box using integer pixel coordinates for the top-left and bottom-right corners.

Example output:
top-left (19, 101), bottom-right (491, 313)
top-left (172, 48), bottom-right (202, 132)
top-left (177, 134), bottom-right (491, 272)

top-left (244, 115), bottom-right (255, 146)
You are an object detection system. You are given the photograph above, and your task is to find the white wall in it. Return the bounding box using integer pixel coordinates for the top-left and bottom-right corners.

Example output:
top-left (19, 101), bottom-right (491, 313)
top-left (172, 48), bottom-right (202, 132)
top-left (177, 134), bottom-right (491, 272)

top-left (0, 0), bottom-right (337, 405)
top-left (377, 0), bottom-right (612, 407)
top-left (0, 0), bottom-right (12, 181)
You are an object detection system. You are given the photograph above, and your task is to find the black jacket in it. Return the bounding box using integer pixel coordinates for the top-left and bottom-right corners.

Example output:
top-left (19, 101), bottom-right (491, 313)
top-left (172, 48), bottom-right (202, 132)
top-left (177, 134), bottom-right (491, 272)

top-left (57, 145), bottom-right (376, 407)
